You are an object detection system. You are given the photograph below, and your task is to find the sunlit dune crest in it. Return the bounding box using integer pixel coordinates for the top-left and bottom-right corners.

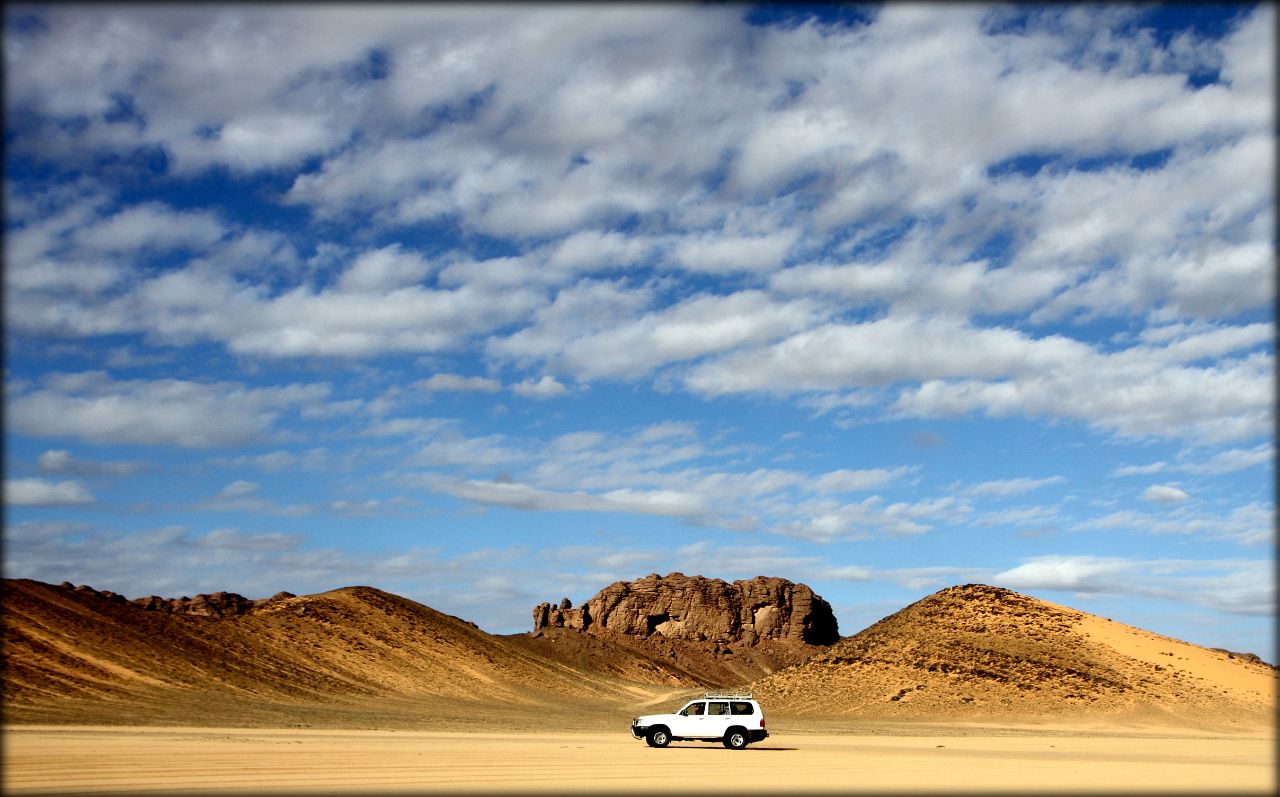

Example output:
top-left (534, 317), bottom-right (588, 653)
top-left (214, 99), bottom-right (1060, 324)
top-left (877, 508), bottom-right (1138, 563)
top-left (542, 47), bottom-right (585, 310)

top-left (751, 584), bottom-right (1275, 730)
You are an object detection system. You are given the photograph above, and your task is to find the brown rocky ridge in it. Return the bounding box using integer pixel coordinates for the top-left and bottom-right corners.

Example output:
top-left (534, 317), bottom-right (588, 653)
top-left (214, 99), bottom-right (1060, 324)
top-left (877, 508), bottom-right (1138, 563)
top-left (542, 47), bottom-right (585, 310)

top-left (62, 581), bottom-right (297, 617)
top-left (3, 577), bottom-right (1273, 733)
top-left (521, 572), bottom-right (839, 685)
top-left (2, 578), bottom-right (671, 730)
top-left (749, 583), bottom-right (1276, 730)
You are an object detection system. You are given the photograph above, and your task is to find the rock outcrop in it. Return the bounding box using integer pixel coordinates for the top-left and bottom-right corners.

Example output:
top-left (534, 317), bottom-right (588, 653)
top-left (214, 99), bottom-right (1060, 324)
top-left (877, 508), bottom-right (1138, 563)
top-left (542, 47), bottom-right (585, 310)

top-left (58, 582), bottom-right (295, 618)
top-left (532, 572), bottom-right (839, 646)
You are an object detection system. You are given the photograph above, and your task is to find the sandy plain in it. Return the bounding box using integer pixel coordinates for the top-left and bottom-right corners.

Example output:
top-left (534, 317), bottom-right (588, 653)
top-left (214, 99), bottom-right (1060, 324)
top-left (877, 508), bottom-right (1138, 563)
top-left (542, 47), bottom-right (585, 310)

top-left (4, 720), bottom-right (1274, 796)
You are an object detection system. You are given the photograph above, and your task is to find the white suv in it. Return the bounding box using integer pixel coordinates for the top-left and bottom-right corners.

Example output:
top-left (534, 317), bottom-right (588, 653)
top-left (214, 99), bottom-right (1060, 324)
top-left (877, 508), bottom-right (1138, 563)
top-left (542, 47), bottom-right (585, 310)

top-left (631, 692), bottom-right (768, 750)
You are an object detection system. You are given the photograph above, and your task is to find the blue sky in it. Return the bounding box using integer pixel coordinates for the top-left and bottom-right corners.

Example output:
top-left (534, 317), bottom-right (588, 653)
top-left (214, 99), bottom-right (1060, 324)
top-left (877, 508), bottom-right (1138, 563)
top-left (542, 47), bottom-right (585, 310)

top-left (4, 3), bottom-right (1274, 662)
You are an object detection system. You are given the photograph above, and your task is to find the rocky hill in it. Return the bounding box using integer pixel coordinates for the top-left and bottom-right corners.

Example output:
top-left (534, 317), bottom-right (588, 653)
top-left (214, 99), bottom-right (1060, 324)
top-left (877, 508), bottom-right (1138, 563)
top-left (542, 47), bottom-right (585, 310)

top-left (525, 572), bottom-right (839, 685)
top-left (4, 578), bottom-right (1273, 732)
top-left (1, 578), bottom-right (672, 729)
top-left (750, 583), bottom-right (1276, 729)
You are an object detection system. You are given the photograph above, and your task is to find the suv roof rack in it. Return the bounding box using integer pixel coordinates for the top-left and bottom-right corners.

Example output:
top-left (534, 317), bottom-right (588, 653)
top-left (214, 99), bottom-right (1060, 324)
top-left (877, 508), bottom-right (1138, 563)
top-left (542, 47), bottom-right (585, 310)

top-left (702, 691), bottom-right (753, 699)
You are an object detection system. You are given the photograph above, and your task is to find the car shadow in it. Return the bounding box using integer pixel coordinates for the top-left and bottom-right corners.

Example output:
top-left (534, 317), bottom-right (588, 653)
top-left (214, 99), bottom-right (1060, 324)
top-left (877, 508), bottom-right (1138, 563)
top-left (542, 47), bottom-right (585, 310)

top-left (665, 745), bottom-right (798, 751)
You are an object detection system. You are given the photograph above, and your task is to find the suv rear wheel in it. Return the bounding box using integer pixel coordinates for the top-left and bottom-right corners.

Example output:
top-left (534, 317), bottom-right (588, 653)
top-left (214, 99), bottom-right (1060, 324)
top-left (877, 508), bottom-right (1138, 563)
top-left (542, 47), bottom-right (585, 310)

top-left (723, 729), bottom-right (748, 749)
top-left (647, 728), bottom-right (671, 748)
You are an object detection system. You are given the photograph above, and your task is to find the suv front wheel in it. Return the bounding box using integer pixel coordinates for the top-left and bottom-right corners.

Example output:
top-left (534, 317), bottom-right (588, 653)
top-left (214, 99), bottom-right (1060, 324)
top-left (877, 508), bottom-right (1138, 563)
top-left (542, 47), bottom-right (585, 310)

top-left (647, 728), bottom-right (671, 748)
top-left (723, 728), bottom-right (748, 750)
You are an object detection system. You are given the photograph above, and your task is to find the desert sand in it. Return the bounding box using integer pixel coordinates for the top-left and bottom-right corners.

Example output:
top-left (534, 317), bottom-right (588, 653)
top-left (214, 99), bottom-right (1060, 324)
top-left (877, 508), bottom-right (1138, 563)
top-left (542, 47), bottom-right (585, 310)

top-left (4, 721), bottom-right (1274, 795)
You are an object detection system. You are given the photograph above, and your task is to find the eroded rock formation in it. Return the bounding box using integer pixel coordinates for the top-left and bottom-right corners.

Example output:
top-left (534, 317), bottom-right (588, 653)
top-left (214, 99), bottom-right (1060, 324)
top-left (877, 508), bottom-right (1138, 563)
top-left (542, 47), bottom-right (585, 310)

top-left (59, 582), bottom-right (296, 618)
top-left (533, 572), bottom-right (839, 646)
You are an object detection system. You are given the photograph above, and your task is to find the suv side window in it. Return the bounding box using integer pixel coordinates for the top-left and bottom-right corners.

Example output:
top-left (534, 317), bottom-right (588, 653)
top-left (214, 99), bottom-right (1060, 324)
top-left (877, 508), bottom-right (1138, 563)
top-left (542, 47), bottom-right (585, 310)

top-left (730, 701), bottom-right (754, 715)
top-left (707, 702), bottom-right (729, 716)
top-left (679, 702), bottom-right (705, 716)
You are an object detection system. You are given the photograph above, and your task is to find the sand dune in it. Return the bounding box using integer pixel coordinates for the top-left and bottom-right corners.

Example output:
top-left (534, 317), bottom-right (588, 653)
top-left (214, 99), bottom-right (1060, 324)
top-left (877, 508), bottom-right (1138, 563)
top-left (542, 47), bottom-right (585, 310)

top-left (750, 584), bottom-right (1275, 730)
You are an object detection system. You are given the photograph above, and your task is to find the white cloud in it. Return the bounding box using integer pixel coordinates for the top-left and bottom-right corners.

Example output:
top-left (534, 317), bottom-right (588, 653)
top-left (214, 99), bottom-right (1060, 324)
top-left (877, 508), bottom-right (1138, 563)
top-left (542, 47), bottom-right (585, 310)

top-left (1078, 501), bottom-right (1270, 546)
top-left (207, 113), bottom-right (348, 172)
top-left (217, 480), bottom-right (261, 499)
top-left (413, 432), bottom-right (526, 470)
top-left (686, 315), bottom-right (1087, 394)
top-left (223, 280), bottom-right (546, 359)
top-left (1178, 443), bottom-right (1273, 475)
top-left (198, 528), bottom-right (304, 552)
top-left (195, 481), bottom-right (317, 518)
top-left (545, 230), bottom-right (656, 272)
top-left (73, 202), bottom-right (226, 254)
top-left (423, 476), bottom-right (711, 522)
top-left (775, 495), bottom-right (968, 542)
top-left (1111, 461), bottom-right (1167, 477)
top-left (966, 476), bottom-right (1067, 497)
top-left (1140, 484), bottom-right (1190, 504)
top-left (415, 373), bottom-right (503, 393)
top-left (996, 554), bottom-right (1147, 593)
top-left (892, 347), bottom-right (1271, 444)
top-left (36, 450), bottom-right (142, 477)
top-left (6, 372), bottom-right (331, 448)
top-left (994, 554), bottom-right (1274, 617)
top-left (336, 244), bottom-right (434, 293)
top-left (975, 504), bottom-right (1062, 530)
top-left (4, 478), bottom-right (94, 506)
top-left (668, 228), bottom-right (801, 274)
top-left (487, 279), bottom-right (653, 370)
top-left (814, 467), bottom-right (915, 493)
top-left (512, 375), bottom-right (569, 399)
top-left (517, 291), bottom-right (823, 381)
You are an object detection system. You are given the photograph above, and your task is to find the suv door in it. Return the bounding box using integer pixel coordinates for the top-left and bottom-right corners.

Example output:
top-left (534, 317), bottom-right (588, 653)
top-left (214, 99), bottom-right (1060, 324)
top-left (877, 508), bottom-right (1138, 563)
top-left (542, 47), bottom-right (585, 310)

top-left (702, 701), bottom-right (734, 739)
top-left (670, 701), bottom-right (706, 738)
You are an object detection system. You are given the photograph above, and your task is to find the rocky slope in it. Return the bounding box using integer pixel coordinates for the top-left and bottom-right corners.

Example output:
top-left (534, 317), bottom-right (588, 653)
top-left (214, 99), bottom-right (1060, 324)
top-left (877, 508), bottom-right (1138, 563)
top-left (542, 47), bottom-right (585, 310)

top-left (1, 578), bottom-right (666, 728)
top-left (750, 583), bottom-right (1276, 729)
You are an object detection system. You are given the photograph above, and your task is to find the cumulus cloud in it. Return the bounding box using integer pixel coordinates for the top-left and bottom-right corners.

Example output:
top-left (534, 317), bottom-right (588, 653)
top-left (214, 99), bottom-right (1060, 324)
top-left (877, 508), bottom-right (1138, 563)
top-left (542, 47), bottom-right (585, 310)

top-left (512, 375), bottom-right (569, 399)
top-left (3, 5), bottom-right (1270, 450)
top-left (414, 374), bottom-right (503, 393)
top-left (1141, 484), bottom-right (1190, 504)
top-left (891, 345), bottom-right (1271, 443)
top-left (509, 291), bottom-right (824, 381)
top-left (72, 203), bottom-right (226, 254)
top-left (4, 478), bottom-right (95, 506)
top-left (6, 372), bottom-right (332, 448)
top-left (994, 554), bottom-right (1274, 617)
top-left (996, 555), bottom-right (1134, 592)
